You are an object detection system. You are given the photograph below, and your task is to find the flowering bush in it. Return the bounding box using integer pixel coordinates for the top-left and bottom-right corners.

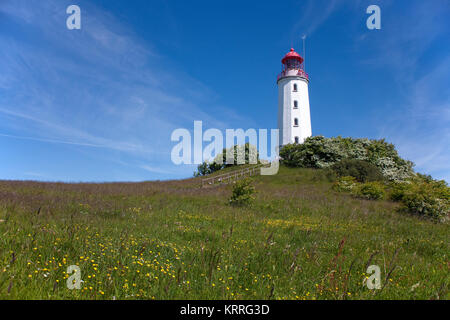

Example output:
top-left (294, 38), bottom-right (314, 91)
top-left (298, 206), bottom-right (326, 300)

top-left (280, 136), bottom-right (414, 182)
top-left (229, 178), bottom-right (256, 207)
top-left (195, 143), bottom-right (259, 176)
top-left (390, 176), bottom-right (449, 221)
top-left (402, 192), bottom-right (448, 221)
top-left (194, 161), bottom-right (224, 177)
top-left (353, 182), bottom-right (386, 200)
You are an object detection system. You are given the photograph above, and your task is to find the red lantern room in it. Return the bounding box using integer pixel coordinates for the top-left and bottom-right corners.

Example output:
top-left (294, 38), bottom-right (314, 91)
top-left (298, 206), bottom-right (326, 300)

top-left (277, 48), bottom-right (308, 82)
top-left (282, 48), bottom-right (303, 68)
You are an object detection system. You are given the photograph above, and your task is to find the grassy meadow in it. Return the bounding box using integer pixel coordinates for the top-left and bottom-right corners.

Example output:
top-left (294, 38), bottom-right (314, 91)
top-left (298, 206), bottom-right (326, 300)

top-left (0, 166), bottom-right (448, 299)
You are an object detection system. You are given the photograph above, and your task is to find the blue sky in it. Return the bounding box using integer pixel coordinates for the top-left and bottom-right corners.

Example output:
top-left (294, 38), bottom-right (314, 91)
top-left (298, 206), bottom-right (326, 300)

top-left (0, 0), bottom-right (449, 182)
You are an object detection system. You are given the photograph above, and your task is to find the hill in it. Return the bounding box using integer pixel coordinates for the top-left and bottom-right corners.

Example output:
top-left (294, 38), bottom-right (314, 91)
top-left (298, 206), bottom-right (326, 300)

top-left (0, 165), bottom-right (448, 299)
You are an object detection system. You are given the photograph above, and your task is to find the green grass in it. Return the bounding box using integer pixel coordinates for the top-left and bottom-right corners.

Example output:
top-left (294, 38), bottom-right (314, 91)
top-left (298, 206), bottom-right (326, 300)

top-left (0, 166), bottom-right (448, 299)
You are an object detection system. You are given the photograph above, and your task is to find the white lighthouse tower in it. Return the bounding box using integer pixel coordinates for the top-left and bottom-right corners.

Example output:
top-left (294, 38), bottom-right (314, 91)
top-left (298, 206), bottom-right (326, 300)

top-left (277, 48), bottom-right (311, 146)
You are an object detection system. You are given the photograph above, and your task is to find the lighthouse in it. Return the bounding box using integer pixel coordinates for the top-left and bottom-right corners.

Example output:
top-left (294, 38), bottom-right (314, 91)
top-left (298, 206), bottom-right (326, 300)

top-left (277, 48), bottom-right (311, 146)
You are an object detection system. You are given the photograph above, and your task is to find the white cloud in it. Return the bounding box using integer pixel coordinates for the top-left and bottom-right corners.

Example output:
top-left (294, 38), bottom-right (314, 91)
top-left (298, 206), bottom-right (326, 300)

top-left (366, 2), bottom-right (450, 182)
top-left (290, 0), bottom-right (340, 39)
top-left (0, 0), bottom-right (250, 178)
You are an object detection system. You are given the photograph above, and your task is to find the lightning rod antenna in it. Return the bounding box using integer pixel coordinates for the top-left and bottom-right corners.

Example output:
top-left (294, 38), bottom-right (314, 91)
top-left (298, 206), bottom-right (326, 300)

top-left (302, 34), bottom-right (306, 72)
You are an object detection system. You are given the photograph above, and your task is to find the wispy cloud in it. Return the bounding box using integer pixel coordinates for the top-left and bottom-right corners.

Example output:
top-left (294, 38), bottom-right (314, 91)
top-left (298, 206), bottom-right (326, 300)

top-left (362, 1), bottom-right (450, 181)
top-left (378, 58), bottom-right (450, 181)
top-left (23, 172), bottom-right (48, 179)
top-left (139, 165), bottom-right (175, 175)
top-left (0, 0), bottom-right (248, 179)
top-left (0, 132), bottom-right (109, 148)
top-left (290, 0), bottom-right (340, 39)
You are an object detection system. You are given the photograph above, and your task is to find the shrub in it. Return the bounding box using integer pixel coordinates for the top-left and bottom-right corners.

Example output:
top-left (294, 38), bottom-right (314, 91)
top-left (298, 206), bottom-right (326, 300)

top-left (215, 143), bottom-right (260, 167)
top-left (402, 191), bottom-right (448, 221)
top-left (194, 143), bottom-right (260, 176)
top-left (229, 178), bottom-right (256, 206)
top-left (194, 162), bottom-right (211, 177)
top-left (353, 182), bottom-right (386, 200)
top-left (332, 176), bottom-right (358, 193)
top-left (279, 136), bottom-right (414, 181)
top-left (389, 182), bottom-right (413, 201)
top-left (194, 161), bottom-right (224, 177)
top-left (391, 177), bottom-right (450, 221)
top-left (331, 159), bottom-right (383, 182)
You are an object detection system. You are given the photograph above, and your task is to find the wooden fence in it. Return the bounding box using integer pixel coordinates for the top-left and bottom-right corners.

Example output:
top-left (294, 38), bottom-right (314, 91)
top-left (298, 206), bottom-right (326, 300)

top-left (201, 164), bottom-right (267, 188)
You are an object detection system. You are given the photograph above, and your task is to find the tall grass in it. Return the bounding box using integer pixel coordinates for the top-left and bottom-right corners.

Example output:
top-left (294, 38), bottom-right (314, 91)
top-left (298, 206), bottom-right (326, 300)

top-left (0, 166), bottom-right (448, 299)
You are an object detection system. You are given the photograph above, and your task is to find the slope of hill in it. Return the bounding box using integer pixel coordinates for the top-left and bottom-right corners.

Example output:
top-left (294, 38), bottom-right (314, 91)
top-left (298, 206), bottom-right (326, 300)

top-left (0, 166), bottom-right (448, 299)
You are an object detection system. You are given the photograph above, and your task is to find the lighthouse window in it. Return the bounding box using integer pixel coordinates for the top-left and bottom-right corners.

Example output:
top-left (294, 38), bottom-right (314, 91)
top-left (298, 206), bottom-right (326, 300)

top-left (293, 100), bottom-right (298, 109)
top-left (294, 118), bottom-right (299, 126)
top-left (293, 84), bottom-right (297, 92)
top-left (295, 137), bottom-right (299, 144)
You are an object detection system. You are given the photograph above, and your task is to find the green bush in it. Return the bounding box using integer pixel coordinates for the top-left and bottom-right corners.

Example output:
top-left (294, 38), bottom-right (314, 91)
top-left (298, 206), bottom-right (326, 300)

top-left (331, 159), bottom-right (383, 182)
top-left (402, 192), bottom-right (448, 221)
top-left (332, 176), bottom-right (358, 192)
top-left (194, 143), bottom-right (260, 176)
top-left (390, 177), bottom-right (449, 221)
top-left (353, 182), bottom-right (386, 200)
top-left (229, 178), bottom-right (256, 206)
top-left (280, 136), bottom-right (414, 181)
top-left (389, 182), bottom-right (413, 201)
top-left (194, 161), bottom-right (224, 177)
top-left (216, 143), bottom-right (260, 167)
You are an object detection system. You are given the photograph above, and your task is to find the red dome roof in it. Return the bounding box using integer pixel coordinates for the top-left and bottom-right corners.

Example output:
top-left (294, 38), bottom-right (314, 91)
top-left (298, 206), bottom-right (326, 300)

top-left (281, 48), bottom-right (304, 64)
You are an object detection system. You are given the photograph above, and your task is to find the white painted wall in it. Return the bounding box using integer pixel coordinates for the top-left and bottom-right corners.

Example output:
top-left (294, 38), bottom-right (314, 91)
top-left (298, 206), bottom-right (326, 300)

top-left (277, 76), bottom-right (311, 146)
